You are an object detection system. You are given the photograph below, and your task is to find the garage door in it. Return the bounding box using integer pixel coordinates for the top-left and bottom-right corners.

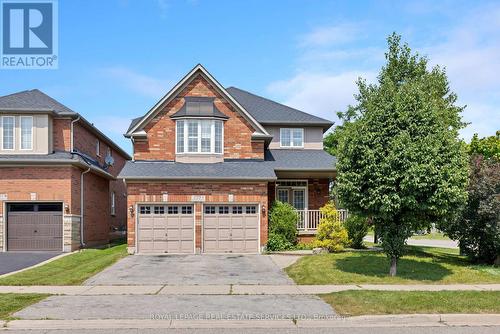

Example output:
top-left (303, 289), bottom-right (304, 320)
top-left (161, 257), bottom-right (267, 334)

top-left (7, 203), bottom-right (63, 251)
top-left (203, 205), bottom-right (259, 253)
top-left (137, 205), bottom-right (194, 254)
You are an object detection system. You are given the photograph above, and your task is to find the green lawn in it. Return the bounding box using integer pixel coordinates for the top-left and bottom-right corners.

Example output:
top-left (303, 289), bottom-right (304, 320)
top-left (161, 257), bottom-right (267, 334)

top-left (0, 294), bottom-right (49, 320)
top-left (366, 230), bottom-right (452, 241)
top-left (321, 291), bottom-right (500, 316)
top-left (0, 243), bottom-right (127, 286)
top-left (285, 245), bottom-right (500, 284)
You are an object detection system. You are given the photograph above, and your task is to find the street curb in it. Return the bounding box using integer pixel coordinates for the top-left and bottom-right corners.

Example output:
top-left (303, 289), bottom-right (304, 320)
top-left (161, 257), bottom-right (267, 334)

top-left (1, 284), bottom-right (500, 295)
top-left (0, 251), bottom-right (76, 279)
top-left (4, 314), bottom-right (500, 329)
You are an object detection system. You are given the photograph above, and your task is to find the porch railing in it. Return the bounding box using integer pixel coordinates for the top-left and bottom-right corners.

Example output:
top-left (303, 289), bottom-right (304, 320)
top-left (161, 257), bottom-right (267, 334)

top-left (296, 209), bottom-right (349, 233)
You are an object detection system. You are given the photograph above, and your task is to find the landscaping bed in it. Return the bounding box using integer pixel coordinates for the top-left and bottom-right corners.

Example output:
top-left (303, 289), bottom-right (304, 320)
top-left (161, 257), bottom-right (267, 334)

top-left (0, 243), bottom-right (127, 286)
top-left (321, 290), bottom-right (500, 316)
top-left (285, 245), bottom-right (500, 285)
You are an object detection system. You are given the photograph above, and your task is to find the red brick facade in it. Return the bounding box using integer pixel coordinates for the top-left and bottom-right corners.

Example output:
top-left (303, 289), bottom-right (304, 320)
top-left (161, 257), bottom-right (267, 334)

top-left (126, 182), bottom-right (268, 252)
top-left (133, 75), bottom-right (264, 161)
top-left (0, 117), bottom-right (129, 252)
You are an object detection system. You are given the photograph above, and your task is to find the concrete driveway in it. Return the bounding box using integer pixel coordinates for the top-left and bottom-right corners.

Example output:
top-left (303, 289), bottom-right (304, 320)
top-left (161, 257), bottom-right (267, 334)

top-left (84, 254), bottom-right (294, 285)
top-left (0, 252), bottom-right (61, 275)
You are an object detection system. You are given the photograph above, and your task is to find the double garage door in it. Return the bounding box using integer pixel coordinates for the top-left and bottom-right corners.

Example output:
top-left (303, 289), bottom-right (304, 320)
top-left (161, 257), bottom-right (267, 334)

top-left (6, 203), bottom-right (63, 251)
top-left (136, 204), bottom-right (259, 254)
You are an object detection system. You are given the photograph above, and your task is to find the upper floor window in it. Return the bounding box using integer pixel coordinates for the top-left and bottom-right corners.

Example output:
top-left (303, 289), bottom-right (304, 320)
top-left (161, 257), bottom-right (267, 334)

top-left (20, 116), bottom-right (33, 150)
top-left (110, 191), bottom-right (116, 216)
top-left (280, 128), bottom-right (304, 148)
top-left (2, 116), bottom-right (14, 150)
top-left (176, 119), bottom-right (223, 154)
top-left (96, 139), bottom-right (100, 156)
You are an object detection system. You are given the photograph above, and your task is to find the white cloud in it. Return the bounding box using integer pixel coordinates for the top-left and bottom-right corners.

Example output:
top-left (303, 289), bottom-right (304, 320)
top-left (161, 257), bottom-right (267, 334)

top-left (268, 71), bottom-right (377, 124)
top-left (269, 4), bottom-right (500, 139)
top-left (102, 67), bottom-right (171, 98)
top-left (299, 23), bottom-right (361, 47)
top-left (92, 115), bottom-right (133, 137)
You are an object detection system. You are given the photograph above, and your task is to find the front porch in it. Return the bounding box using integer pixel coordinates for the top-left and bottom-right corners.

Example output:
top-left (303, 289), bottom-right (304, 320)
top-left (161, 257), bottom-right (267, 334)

top-left (268, 179), bottom-right (348, 235)
top-left (296, 208), bottom-right (349, 233)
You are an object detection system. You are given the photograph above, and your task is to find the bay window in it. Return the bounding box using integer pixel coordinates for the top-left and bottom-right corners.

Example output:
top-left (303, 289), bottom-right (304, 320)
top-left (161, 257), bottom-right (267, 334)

top-left (280, 128), bottom-right (304, 148)
top-left (176, 119), bottom-right (223, 154)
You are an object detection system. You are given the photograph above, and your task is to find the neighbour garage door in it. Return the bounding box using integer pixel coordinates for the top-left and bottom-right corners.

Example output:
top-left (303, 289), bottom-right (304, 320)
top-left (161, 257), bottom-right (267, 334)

top-left (7, 203), bottom-right (63, 251)
top-left (203, 205), bottom-right (259, 253)
top-left (137, 205), bottom-right (194, 254)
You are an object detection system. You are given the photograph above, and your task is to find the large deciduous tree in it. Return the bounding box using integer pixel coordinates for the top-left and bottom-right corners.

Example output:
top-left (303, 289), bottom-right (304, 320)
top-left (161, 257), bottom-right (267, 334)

top-left (336, 33), bottom-right (469, 276)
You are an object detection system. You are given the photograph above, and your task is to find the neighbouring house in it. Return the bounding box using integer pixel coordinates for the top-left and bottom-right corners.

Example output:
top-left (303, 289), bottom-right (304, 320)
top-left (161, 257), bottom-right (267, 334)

top-left (0, 89), bottom-right (131, 252)
top-left (121, 64), bottom-right (343, 254)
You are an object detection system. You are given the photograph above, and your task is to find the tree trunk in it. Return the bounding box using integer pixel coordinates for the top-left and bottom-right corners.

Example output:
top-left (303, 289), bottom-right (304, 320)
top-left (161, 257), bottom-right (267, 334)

top-left (374, 231), bottom-right (378, 244)
top-left (389, 257), bottom-right (397, 276)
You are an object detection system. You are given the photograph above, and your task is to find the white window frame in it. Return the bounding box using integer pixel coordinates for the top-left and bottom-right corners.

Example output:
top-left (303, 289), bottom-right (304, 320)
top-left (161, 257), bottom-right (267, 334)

top-left (96, 139), bottom-right (100, 156)
top-left (20, 116), bottom-right (33, 150)
top-left (275, 179), bottom-right (308, 210)
top-left (280, 128), bottom-right (304, 148)
top-left (175, 119), bottom-right (224, 155)
top-left (111, 191), bottom-right (116, 216)
top-left (1, 116), bottom-right (15, 151)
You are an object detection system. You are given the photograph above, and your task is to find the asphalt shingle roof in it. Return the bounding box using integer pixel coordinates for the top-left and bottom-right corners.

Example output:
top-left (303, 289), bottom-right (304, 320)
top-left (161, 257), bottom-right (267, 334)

top-left (0, 89), bottom-right (77, 115)
top-left (119, 160), bottom-right (277, 180)
top-left (265, 149), bottom-right (336, 170)
top-left (226, 87), bottom-right (333, 128)
top-left (119, 149), bottom-right (336, 179)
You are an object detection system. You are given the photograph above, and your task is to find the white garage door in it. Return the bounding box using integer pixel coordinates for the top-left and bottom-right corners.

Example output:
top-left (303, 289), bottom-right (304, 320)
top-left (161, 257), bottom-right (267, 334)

top-left (137, 205), bottom-right (194, 254)
top-left (203, 205), bottom-right (259, 253)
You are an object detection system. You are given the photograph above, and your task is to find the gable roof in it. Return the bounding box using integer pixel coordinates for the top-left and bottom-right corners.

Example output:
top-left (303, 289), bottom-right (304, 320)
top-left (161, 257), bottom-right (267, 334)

top-left (0, 89), bottom-right (131, 160)
top-left (226, 87), bottom-right (333, 130)
top-left (125, 64), bottom-right (269, 138)
top-left (0, 89), bottom-right (77, 115)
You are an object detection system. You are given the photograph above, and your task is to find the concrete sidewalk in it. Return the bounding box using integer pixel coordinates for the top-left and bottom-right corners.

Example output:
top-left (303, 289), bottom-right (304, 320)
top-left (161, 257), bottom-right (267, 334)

top-left (1, 283), bottom-right (499, 295)
top-left (2, 314), bottom-right (500, 330)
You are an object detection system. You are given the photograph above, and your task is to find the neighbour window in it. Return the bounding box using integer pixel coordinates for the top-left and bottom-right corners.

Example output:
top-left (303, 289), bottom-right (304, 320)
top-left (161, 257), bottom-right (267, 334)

top-left (176, 119), bottom-right (223, 154)
top-left (20, 116), bottom-right (33, 150)
top-left (2, 116), bottom-right (14, 150)
top-left (107, 147), bottom-right (112, 157)
top-left (280, 128), bottom-right (304, 148)
top-left (96, 139), bottom-right (100, 156)
top-left (111, 192), bottom-right (116, 215)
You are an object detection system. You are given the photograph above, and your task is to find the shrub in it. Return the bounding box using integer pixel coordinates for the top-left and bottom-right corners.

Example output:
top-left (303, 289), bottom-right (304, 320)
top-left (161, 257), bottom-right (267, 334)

top-left (344, 214), bottom-right (369, 249)
top-left (439, 155), bottom-right (500, 264)
top-left (313, 202), bottom-right (349, 252)
top-left (268, 201), bottom-right (298, 245)
top-left (266, 233), bottom-right (293, 251)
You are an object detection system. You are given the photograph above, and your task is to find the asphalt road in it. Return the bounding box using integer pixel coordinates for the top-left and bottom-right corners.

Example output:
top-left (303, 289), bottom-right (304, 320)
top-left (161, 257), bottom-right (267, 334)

top-left (0, 252), bottom-right (61, 275)
top-left (2, 326), bottom-right (499, 334)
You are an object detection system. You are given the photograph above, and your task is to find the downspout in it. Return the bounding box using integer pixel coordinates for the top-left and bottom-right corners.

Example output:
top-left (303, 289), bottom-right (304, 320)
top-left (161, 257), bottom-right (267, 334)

top-left (70, 116), bottom-right (81, 152)
top-left (80, 166), bottom-right (91, 247)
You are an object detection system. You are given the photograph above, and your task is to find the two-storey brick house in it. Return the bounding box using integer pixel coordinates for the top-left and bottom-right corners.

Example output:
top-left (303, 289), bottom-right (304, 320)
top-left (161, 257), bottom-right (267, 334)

top-left (0, 89), bottom-right (131, 252)
top-left (121, 64), bottom-right (337, 254)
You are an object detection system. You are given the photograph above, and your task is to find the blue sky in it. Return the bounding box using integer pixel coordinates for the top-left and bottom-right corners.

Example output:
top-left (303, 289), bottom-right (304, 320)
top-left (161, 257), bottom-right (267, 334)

top-left (1, 0), bottom-right (499, 154)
